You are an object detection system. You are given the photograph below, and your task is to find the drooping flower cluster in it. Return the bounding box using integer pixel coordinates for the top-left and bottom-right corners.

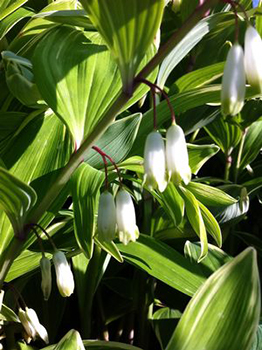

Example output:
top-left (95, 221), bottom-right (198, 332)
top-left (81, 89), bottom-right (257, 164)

top-left (18, 307), bottom-right (49, 344)
top-left (97, 189), bottom-right (139, 245)
top-left (143, 123), bottom-right (191, 192)
top-left (221, 25), bottom-right (262, 116)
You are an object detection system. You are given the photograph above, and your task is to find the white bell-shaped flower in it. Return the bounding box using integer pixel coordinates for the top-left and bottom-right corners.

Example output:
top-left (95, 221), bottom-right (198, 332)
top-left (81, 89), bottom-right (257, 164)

top-left (53, 250), bottom-right (75, 297)
top-left (18, 307), bottom-right (49, 344)
top-left (166, 123), bottom-right (191, 185)
top-left (40, 256), bottom-right (52, 301)
top-left (116, 189), bottom-right (139, 245)
top-left (143, 131), bottom-right (167, 192)
top-left (244, 25), bottom-right (262, 93)
top-left (97, 191), bottom-right (116, 242)
top-left (221, 43), bottom-right (246, 116)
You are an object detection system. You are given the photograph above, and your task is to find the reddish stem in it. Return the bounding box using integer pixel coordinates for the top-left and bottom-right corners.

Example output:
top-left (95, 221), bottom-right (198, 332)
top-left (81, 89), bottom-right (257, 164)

top-left (92, 146), bottom-right (122, 187)
top-left (137, 78), bottom-right (176, 123)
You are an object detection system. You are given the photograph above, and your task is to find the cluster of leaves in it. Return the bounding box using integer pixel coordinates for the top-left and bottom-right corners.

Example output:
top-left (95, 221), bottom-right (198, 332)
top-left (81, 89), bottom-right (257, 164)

top-left (0, 0), bottom-right (261, 349)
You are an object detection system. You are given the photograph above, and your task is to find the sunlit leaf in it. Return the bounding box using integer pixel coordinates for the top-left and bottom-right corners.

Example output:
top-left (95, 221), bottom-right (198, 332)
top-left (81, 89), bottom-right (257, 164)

top-left (117, 234), bottom-right (206, 297)
top-left (166, 248), bottom-right (260, 350)
top-left (187, 181), bottom-right (237, 206)
top-left (71, 163), bottom-right (104, 259)
top-left (0, 167), bottom-right (37, 235)
top-left (184, 241), bottom-right (232, 277)
top-left (81, 0), bottom-right (164, 93)
top-left (178, 186), bottom-right (208, 261)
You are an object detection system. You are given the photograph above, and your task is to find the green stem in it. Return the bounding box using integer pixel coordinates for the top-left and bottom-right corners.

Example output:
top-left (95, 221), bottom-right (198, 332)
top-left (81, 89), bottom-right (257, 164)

top-left (224, 149), bottom-right (232, 181)
top-left (234, 128), bottom-right (247, 183)
top-left (0, 0), bottom-right (220, 289)
top-left (82, 245), bottom-right (102, 338)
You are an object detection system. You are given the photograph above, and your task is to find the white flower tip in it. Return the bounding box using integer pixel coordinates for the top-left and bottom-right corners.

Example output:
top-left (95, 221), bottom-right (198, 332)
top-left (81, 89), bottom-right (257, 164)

top-left (166, 124), bottom-right (191, 185)
top-left (143, 131), bottom-right (167, 192)
top-left (53, 251), bottom-right (75, 297)
top-left (116, 190), bottom-right (139, 245)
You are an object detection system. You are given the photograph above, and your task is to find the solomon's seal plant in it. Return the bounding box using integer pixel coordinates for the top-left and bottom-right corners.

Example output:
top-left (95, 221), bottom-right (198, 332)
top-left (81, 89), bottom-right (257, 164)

top-left (0, 0), bottom-right (261, 349)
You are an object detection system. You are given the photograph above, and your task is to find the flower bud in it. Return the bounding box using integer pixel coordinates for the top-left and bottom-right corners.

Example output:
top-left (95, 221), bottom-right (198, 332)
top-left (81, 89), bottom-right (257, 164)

top-left (143, 131), bottom-right (167, 192)
top-left (40, 256), bottom-right (52, 301)
top-left (221, 43), bottom-right (246, 116)
top-left (244, 25), bottom-right (262, 93)
top-left (166, 123), bottom-right (191, 185)
top-left (18, 307), bottom-right (49, 344)
top-left (116, 189), bottom-right (139, 245)
top-left (53, 251), bottom-right (75, 297)
top-left (97, 191), bottom-right (116, 242)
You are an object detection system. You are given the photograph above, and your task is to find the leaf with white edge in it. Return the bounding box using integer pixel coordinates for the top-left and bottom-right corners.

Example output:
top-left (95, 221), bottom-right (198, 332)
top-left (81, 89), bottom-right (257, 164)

top-left (187, 181), bottom-right (237, 207)
top-left (117, 234), bottom-right (206, 297)
top-left (198, 202), bottom-right (222, 247)
top-left (178, 186), bottom-right (208, 262)
top-left (184, 241), bottom-right (232, 277)
top-left (158, 182), bottom-right (185, 226)
top-left (174, 62), bottom-right (225, 92)
top-left (250, 325), bottom-right (262, 350)
top-left (166, 248), bottom-right (260, 350)
top-left (41, 339), bottom-right (143, 350)
top-left (81, 0), bottom-right (164, 93)
top-left (95, 237), bottom-right (123, 263)
top-left (205, 116), bottom-right (242, 154)
top-left (157, 12), bottom-right (228, 89)
top-left (0, 167), bottom-right (37, 235)
top-left (188, 144), bottom-right (220, 175)
top-left (33, 10), bottom-right (94, 29)
top-left (71, 163), bottom-right (104, 259)
top-left (0, 7), bottom-right (34, 40)
top-left (43, 329), bottom-right (85, 350)
top-left (0, 0), bottom-right (28, 21)
top-left (240, 121), bottom-right (262, 171)
top-left (33, 27), bottom-right (156, 148)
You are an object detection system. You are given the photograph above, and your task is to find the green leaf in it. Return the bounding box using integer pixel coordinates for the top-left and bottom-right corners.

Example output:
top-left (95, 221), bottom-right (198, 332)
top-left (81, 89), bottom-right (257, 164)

top-left (0, 0), bottom-right (28, 21)
top-left (178, 186), bottom-right (208, 262)
top-left (188, 143), bottom-right (220, 175)
top-left (198, 201), bottom-right (222, 247)
top-left (33, 9), bottom-right (94, 29)
top-left (5, 250), bottom-right (52, 282)
top-left (33, 27), bottom-right (155, 148)
top-left (151, 308), bottom-right (182, 350)
top-left (9, 0), bottom-right (78, 53)
top-left (0, 110), bottom-right (72, 255)
top-left (174, 62), bottom-right (224, 92)
top-left (184, 241), bottom-right (232, 277)
top-left (187, 181), bottom-right (237, 207)
top-left (117, 234), bottom-right (206, 297)
top-left (85, 113), bottom-right (142, 168)
top-left (81, 0), bottom-right (164, 92)
top-left (240, 121), bottom-right (262, 171)
top-left (0, 167), bottom-right (37, 235)
top-left (251, 325), bottom-right (262, 350)
top-left (205, 116), bottom-right (242, 154)
top-left (158, 182), bottom-right (185, 226)
top-left (71, 163), bottom-right (104, 259)
top-left (43, 329), bottom-right (85, 350)
top-left (0, 303), bottom-right (20, 322)
top-left (131, 84), bottom-right (258, 156)
top-left (94, 237), bottom-right (123, 263)
top-left (166, 248), bottom-right (260, 350)
top-left (0, 7), bottom-right (34, 40)
top-left (157, 13), bottom-right (228, 88)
